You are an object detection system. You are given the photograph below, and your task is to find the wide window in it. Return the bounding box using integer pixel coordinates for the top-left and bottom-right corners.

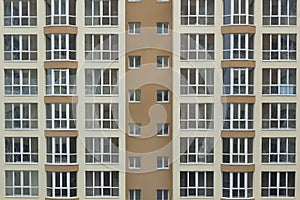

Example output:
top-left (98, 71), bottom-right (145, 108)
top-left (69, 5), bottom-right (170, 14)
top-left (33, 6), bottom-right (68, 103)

top-left (223, 172), bottom-right (253, 198)
top-left (223, 68), bottom-right (254, 95)
top-left (85, 103), bottom-right (119, 129)
top-left (263, 0), bottom-right (296, 26)
top-left (181, 68), bottom-right (214, 95)
top-left (46, 0), bottom-right (76, 26)
top-left (5, 103), bottom-right (38, 129)
top-left (5, 171), bottom-right (38, 197)
top-left (5, 137), bottom-right (38, 163)
top-left (223, 0), bottom-right (254, 25)
top-left (47, 172), bottom-right (77, 198)
top-left (180, 103), bottom-right (214, 130)
top-left (46, 137), bottom-right (77, 164)
top-left (262, 103), bottom-right (296, 129)
top-left (4, 35), bottom-right (37, 61)
top-left (262, 172), bottom-right (295, 197)
top-left (180, 171), bottom-right (214, 197)
top-left (85, 0), bottom-right (118, 26)
top-left (262, 137), bottom-right (296, 163)
top-left (86, 171), bottom-right (119, 197)
top-left (180, 0), bottom-right (214, 25)
top-left (223, 138), bottom-right (253, 164)
top-left (85, 34), bottom-right (119, 61)
top-left (262, 68), bottom-right (296, 95)
top-left (46, 34), bottom-right (76, 60)
top-left (46, 69), bottom-right (76, 95)
top-left (46, 103), bottom-right (76, 129)
top-left (85, 137), bottom-right (119, 164)
top-left (85, 69), bottom-right (118, 95)
top-left (5, 69), bottom-right (38, 96)
top-left (262, 34), bottom-right (296, 61)
top-left (4, 0), bottom-right (37, 26)
top-left (223, 34), bottom-right (254, 60)
top-left (180, 34), bottom-right (214, 60)
top-left (180, 137), bottom-right (214, 164)
top-left (223, 103), bottom-right (253, 130)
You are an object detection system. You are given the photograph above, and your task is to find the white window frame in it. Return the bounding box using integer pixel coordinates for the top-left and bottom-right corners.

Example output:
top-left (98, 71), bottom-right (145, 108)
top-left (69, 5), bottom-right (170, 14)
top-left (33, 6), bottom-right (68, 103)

top-left (129, 89), bottom-right (141, 103)
top-left (128, 22), bottom-right (141, 34)
top-left (157, 22), bottom-right (169, 35)
top-left (46, 103), bottom-right (77, 130)
top-left (129, 189), bottom-right (141, 200)
top-left (46, 34), bottom-right (76, 61)
top-left (262, 68), bottom-right (296, 95)
top-left (5, 137), bottom-right (38, 163)
top-left (47, 172), bottom-right (77, 198)
top-left (129, 157), bottom-right (141, 169)
top-left (46, 0), bottom-right (76, 26)
top-left (5, 171), bottom-right (38, 197)
top-left (85, 68), bottom-right (118, 96)
top-left (128, 123), bottom-right (142, 136)
top-left (5, 103), bottom-right (38, 130)
top-left (262, 103), bottom-right (296, 130)
top-left (157, 156), bottom-right (169, 169)
top-left (180, 137), bottom-right (214, 164)
top-left (222, 138), bottom-right (253, 164)
top-left (157, 90), bottom-right (169, 103)
top-left (5, 69), bottom-right (38, 96)
top-left (46, 68), bottom-right (76, 95)
top-left (262, 34), bottom-right (297, 61)
top-left (85, 137), bottom-right (119, 164)
top-left (223, 103), bottom-right (254, 130)
top-left (223, 0), bottom-right (254, 25)
top-left (4, 0), bottom-right (37, 27)
top-left (157, 56), bottom-right (169, 68)
top-left (262, 137), bottom-right (296, 164)
top-left (157, 123), bottom-right (169, 136)
top-left (180, 171), bottom-right (214, 197)
top-left (222, 172), bottom-right (253, 198)
top-left (128, 56), bottom-right (141, 69)
top-left (157, 189), bottom-right (169, 200)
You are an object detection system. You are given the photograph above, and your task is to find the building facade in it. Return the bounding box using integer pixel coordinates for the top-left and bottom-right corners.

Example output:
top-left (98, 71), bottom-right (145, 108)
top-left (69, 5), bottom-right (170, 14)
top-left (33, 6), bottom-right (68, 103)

top-left (0, 0), bottom-right (299, 200)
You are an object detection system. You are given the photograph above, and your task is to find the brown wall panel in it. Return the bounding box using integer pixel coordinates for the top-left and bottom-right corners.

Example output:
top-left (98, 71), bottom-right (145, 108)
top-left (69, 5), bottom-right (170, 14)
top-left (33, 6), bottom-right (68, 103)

top-left (221, 164), bottom-right (255, 172)
top-left (44, 130), bottom-right (78, 137)
top-left (221, 96), bottom-right (256, 103)
top-left (44, 26), bottom-right (78, 34)
top-left (221, 60), bottom-right (256, 68)
top-left (44, 96), bottom-right (78, 103)
top-left (221, 130), bottom-right (255, 138)
top-left (44, 61), bottom-right (78, 69)
top-left (45, 164), bottom-right (79, 172)
top-left (221, 26), bottom-right (256, 34)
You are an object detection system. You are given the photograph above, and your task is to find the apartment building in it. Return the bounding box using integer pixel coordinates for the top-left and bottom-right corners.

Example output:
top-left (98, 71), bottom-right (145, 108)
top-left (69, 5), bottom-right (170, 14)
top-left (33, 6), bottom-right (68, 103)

top-left (0, 0), bottom-right (299, 200)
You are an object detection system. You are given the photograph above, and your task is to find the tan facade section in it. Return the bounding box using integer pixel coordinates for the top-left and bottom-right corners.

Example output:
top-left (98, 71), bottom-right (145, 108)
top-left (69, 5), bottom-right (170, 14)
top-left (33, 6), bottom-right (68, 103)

top-left (44, 96), bottom-right (78, 103)
top-left (221, 60), bottom-right (256, 68)
top-left (44, 26), bottom-right (78, 34)
top-left (221, 96), bottom-right (256, 103)
top-left (221, 25), bottom-right (256, 34)
top-left (221, 164), bottom-right (255, 172)
top-left (221, 130), bottom-right (255, 138)
top-left (45, 164), bottom-right (79, 172)
top-left (44, 130), bottom-right (78, 137)
top-left (44, 61), bottom-right (78, 69)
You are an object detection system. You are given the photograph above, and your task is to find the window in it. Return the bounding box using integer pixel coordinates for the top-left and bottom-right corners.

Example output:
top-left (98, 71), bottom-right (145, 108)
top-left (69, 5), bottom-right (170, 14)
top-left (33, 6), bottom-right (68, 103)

top-left (128, 123), bottom-right (141, 136)
top-left (181, 0), bottom-right (214, 25)
top-left (85, 69), bottom-right (118, 95)
top-left (46, 103), bottom-right (76, 129)
top-left (223, 0), bottom-right (254, 25)
top-left (157, 22), bottom-right (169, 35)
top-left (180, 137), bottom-right (214, 164)
top-left (157, 156), bottom-right (169, 169)
top-left (262, 103), bottom-right (296, 129)
top-left (223, 172), bottom-right (253, 198)
top-left (223, 103), bottom-right (254, 130)
top-left (46, 0), bottom-right (76, 26)
top-left (180, 68), bottom-right (214, 95)
top-left (4, 0), bottom-right (37, 26)
top-left (85, 103), bottom-right (119, 129)
top-left (263, 34), bottom-right (296, 61)
top-left (5, 69), bottom-right (37, 96)
top-left (86, 171), bottom-right (119, 197)
top-left (85, 34), bottom-right (119, 61)
top-left (47, 172), bottom-right (77, 198)
top-left (129, 189), bottom-right (141, 200)
top-left (180, 171), bottom-right (214, 197)
top-left (4, 35), bottom-right (37, 61)
top-left (46, 34), bottom-right (76, 60)
top-left (223, 68), bottom-right (254, 95)
top-left (157, 123), bottom-right (169, 136)
top-left (223, 34), bottom-right (254, 60)
top-left (5, 137), bottom-right (38, 163)
top-left (157, 189), bottom-right (169, 200)
top-left (262, 68), bottom-right (296, 95)
top-left (262, 137), bottom-right (296, 163)
top-left (157, 56), bottom-right (169, 68)
top-left (180, 103), bottom-right (214, 130)
top-left (46, 69), bottom-right (76, 95)
top-left (85, 137), bottom-right (119, 164)
top-left (128, 56), bottom-right (141, 69)
top-left (128, 22), bottom-right (141, 34)
top-left (157, 90), bottom-right (169, 103)
top-left (223, 138), bottom-right (253, 164)
top-left (129, 89), bottom-right (141, 102)
top-left (5, 103), bottom-right (38, 129)
top-left (262, 172), bottom-right (295, 197)
top-left (5, 171), bottom-right (38, 197)
top-left (129, 157), bottom-right (141, 169)
top-left (180, 34), bottom-right (214, 60)
top-left (46, 137), bottom-right (77, 164)
top-left (85, 0), bottom-right (118, 26)
top-left (263, 0), bottom-right (297, 25)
